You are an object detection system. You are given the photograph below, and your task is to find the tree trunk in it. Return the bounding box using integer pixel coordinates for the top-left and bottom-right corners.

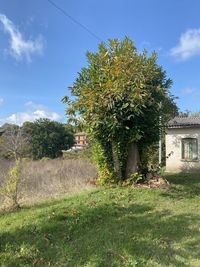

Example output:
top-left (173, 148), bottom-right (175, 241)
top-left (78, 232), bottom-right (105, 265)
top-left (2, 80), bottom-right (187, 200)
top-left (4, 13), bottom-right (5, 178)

top-left (125, 142), bottom-right (140, 179)
top-left (111, 140), bottom-right (122, 180)
top-left (11, 195), bottom-right (20, 210)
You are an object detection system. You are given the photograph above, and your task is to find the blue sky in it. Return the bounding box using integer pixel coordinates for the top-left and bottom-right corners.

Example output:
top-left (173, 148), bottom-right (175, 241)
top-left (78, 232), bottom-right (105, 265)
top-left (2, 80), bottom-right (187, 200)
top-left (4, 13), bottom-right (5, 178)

top-left (1, 0), bottom-right (200, 125)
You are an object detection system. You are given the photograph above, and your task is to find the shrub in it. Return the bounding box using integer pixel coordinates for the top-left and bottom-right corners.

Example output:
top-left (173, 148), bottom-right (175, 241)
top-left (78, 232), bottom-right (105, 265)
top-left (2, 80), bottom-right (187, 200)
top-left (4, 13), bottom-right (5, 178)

top-left (121, 172), bottom-right (143, 187)
top-left (0, 159), bottom-right (21, 209)
top-left (40, 157), bottom-right (51, 161)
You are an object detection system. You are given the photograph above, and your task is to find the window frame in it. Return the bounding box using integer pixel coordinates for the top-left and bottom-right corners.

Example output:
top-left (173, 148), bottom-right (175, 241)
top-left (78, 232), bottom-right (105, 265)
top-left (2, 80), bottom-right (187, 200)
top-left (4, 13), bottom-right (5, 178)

top-left (181, 137), bottom-right (198, 161)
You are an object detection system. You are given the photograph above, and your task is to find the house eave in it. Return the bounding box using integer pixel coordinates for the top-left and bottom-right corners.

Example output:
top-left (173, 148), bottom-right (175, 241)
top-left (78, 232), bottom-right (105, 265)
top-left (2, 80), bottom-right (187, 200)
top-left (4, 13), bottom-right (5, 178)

top-left (167, 124), bottom-right (200, 129)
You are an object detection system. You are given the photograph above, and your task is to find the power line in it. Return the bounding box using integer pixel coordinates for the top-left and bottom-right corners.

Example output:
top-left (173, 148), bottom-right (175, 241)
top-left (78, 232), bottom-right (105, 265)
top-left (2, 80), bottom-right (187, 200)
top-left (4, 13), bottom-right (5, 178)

top-left (47, 0), bottom-right (103, 42)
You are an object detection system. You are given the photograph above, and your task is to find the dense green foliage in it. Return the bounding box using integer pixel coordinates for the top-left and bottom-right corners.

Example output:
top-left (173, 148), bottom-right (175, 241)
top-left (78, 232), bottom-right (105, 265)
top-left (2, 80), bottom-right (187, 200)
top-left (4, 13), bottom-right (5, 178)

top-left (0, 120), bottom-right (75, 160)
top-left (23, 119), bottom-right (74, 159)
top-left (1, 173), bottom-right (200, 266)
top-left (63, 37), bottom-right (177, 183)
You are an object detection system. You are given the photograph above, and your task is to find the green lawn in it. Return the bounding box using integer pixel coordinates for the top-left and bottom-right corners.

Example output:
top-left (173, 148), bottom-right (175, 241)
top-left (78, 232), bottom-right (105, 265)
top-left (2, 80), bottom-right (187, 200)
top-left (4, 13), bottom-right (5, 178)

top-left (0, 173), bottom-right (200, 267)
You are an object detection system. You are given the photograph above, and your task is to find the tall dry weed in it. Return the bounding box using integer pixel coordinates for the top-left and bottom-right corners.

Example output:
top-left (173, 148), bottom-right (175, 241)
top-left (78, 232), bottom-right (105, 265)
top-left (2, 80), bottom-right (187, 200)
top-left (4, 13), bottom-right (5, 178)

top-left (0, 158), bottom-right (97, 209)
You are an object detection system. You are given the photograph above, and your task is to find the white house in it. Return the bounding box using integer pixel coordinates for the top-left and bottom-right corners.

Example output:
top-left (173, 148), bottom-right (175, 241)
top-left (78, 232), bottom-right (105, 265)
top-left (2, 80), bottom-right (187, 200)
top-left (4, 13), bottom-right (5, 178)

top-left (166, 117), bottom-right (200, 172)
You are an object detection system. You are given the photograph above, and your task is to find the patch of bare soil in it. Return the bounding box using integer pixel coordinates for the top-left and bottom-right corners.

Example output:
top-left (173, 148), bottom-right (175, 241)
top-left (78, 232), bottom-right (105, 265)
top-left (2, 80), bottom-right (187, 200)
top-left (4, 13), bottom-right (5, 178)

top-left (134, 174), bottom-right (170, 189)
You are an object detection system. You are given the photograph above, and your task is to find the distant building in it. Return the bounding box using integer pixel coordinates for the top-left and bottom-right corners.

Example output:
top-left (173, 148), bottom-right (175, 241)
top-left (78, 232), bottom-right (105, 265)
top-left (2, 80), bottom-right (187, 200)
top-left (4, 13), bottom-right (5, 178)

top-left (74, 132), bottom-right (88, 149)
top-left (166, 117), bottom-right (200, 172)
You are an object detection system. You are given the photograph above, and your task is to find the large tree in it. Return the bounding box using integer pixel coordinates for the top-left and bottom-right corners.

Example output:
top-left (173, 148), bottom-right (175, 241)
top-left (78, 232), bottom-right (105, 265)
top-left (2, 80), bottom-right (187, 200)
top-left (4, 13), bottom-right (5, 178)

top-left (23, 119), bottom-right (74, 159)
top-left (63, 37), bottom-right (177, 182)
top-left (0, 124), bottom-right (28, 159)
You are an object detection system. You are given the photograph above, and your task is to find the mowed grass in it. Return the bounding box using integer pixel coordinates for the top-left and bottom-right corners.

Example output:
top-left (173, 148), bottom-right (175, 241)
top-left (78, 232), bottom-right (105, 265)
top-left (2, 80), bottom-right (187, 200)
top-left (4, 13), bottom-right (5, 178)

top-left (1, 173), bottom-right (200, 267)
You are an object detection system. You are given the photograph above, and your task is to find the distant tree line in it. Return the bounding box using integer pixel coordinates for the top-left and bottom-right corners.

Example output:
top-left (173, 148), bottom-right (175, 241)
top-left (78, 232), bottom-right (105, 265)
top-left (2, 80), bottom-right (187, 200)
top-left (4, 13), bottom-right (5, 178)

top-left (179, 110), bottom-right (200, 117)
top-left (0, 118), bottom-right (75, 160)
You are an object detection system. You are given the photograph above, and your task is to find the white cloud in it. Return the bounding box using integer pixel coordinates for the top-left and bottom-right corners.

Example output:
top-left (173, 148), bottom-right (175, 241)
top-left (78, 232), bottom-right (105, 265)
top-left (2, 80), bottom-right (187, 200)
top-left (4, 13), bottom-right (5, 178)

top-left (0, 102), bottom-right (61, 126)
top-left (181, 88), bottom-right (195, 95)
top-left (170, 29), bottom-right (200, 60)
top-left (0, 98), bottom-right (4, 106)
top-left (0, 14), bottom-right (44, 62)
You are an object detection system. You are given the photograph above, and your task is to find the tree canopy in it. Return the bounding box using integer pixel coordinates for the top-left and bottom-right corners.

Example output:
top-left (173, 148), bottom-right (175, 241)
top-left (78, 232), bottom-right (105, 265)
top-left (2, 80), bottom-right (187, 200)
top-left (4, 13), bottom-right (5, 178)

top-left (63, 37), bottom-right (177, 183)
top-left (23, 119), bottom-right (74, 160)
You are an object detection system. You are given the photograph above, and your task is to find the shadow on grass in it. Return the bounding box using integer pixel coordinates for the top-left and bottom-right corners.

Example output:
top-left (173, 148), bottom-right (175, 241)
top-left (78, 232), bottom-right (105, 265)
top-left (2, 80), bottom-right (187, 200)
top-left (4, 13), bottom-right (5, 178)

top-left (0, 199), bottom-right (200, 266)
top-left (0, 189), bottom-right (101, 216)
top-left (163, 173), bottom-right (200, 199)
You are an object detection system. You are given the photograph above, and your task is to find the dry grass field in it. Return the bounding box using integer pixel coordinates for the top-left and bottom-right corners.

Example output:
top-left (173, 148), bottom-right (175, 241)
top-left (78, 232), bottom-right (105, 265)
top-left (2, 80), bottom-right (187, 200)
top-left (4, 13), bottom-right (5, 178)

top-left (0, 158), bottom-right (97, 209)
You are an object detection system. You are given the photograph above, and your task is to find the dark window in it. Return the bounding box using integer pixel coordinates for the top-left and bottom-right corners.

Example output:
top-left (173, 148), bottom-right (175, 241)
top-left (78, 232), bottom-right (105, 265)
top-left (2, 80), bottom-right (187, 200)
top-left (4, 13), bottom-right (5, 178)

top-left (182, 138), bottom-right (198, 160)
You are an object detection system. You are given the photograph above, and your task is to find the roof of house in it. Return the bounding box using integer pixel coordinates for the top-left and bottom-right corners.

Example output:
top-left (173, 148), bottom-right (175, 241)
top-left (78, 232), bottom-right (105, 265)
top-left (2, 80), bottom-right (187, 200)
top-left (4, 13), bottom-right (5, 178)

top-left (167, 116), bottom-right (200, 128)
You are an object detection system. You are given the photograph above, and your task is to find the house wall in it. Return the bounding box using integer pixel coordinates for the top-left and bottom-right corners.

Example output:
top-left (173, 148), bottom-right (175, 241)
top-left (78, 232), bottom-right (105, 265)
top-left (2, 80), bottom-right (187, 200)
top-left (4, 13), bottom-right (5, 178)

top-left (166, 127), bottom-right (200, 172)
